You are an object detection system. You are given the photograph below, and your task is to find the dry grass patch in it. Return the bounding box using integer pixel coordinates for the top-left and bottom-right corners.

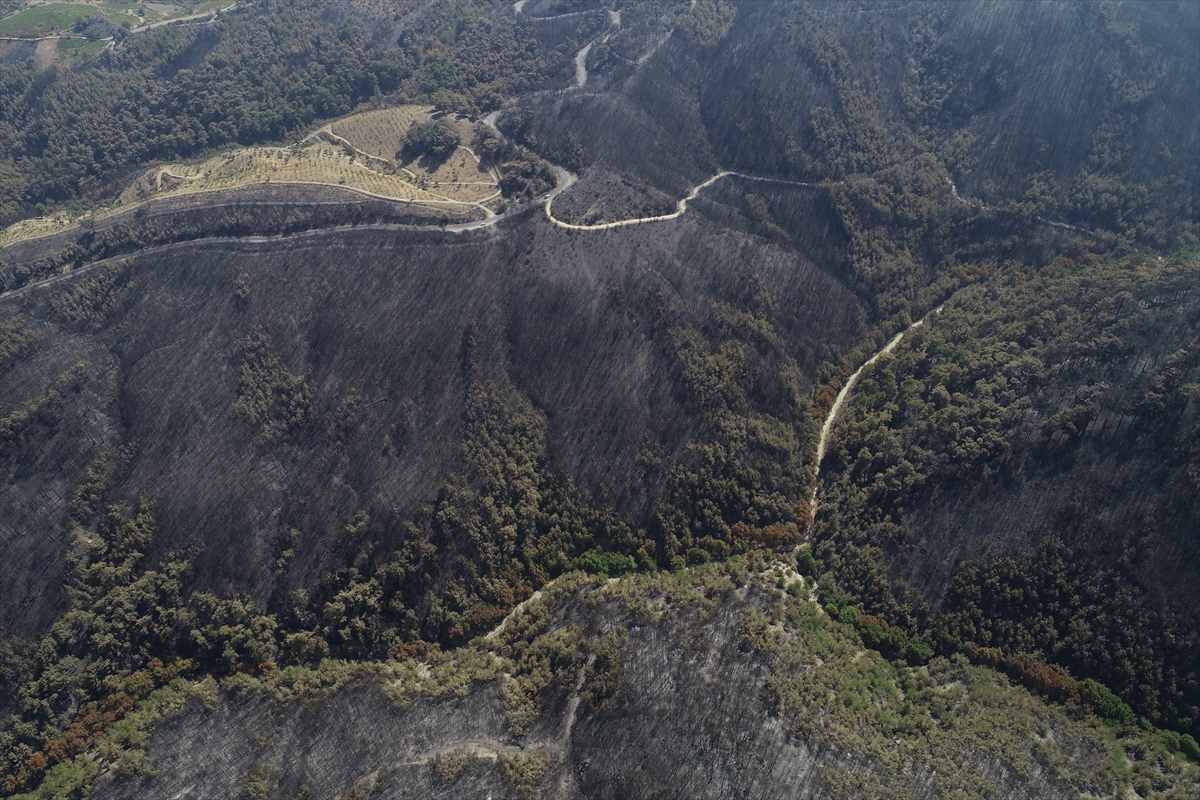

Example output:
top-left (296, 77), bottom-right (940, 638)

top-left (420, 146), bottom-right (500, 203)
top-left (0, 212), bottom-right (83, 247)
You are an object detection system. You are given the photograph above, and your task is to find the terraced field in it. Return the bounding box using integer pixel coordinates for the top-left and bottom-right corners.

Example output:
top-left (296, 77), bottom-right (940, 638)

top-left (329, 105), bottom-right (431, 161)
top-left (117, 104), bottom-right (501, 208)
top-left (118, 143), bottom-right (472, 207)
top-left (0, 1), bottom-right (234, 37)
top-left (327, 107), bottom-right (500, 203)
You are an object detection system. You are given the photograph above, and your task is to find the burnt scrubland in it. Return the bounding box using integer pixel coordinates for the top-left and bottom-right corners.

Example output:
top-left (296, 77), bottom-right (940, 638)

top-left (0, 213), bottom-right (864, 637)
top-left (0, 0), bottom-right (1198, 797)
top-left (0, 185), bottom-right (478, 294)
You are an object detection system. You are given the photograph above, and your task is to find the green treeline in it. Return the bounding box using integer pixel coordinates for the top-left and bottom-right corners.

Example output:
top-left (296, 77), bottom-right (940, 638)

top-left (49, 263), bottom-right (133, 325)
top-left (943, 536), bottom-right (1199, 739)
top-left (741, 556), bottom-right (1200, 797)
top-left (0, 323), bottom-right (821, 789)
top-left (0, 362), bottom-right (84, 453)
top-left (652, 296), bottom-right (816, 567)
top-left (290, 380), bottom-right (646, 654)
top-left (0, 441), bottom-right (287, 791)
top-left (0, 375), bottom-right (643, 789)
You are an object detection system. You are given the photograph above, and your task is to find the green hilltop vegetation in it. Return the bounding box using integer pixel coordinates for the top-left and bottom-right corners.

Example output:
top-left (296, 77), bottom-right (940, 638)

top-left (5, 562), bottom-right (1200, 797)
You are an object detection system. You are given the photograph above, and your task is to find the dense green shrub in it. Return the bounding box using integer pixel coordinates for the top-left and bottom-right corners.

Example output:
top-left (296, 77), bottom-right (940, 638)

top-left (0, 362), bottom-right (84, 452)
top-left (234, 325), bottom-right (314, 443)
top-left (1081, 679), bottom-right (1136, 726)
top-left (797, 548), bottom-right (821, 577)
top-left (49, 262), bottom-right (133, 324)
top-left (570, 551), bottom-right (637, 577)
top-left (402, 119), bottom-right (461, 162)
top-left (433, 750), bottom-right (470, 781)
top-left (498, 752), bottom-right (547, 794)
top-left (498, 154), bottom-right (556, 200)
top-left (1183, 734), bottom-right (1200, 762)
top-left (0, 317), bottom-right (35, 370)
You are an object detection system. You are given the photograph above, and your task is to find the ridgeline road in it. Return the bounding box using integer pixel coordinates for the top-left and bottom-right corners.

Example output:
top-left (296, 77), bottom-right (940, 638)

top-left (127, 2), bottom-right (237, 33)
top-left (0, 165), bottom-right (821, 302)
top-left (0, 218), bottom-right (501, 305)
top-left (545, 171), bottom-right (830, 231)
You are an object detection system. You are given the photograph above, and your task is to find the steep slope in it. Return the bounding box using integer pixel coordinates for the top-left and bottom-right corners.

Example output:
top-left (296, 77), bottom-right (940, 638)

top-left (0, 206), bottom-right (863, 641)
top-left (813, 253), bottom-right (1200, 740)
top-left (516, 0), bottom-right (1198, 310)
top-left (585, 1), bottom-right (1196, 220)
top-left (0, 1), bottom-right (1198, 796)
top-left (49, 564), bottom-right (1200, 799)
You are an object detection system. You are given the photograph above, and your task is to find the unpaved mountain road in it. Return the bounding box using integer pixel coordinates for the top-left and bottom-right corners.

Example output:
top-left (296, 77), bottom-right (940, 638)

top-left (807, 305), bottom-right (945, 524)
top-left (127, 2), bottom-right (237, 33)
top-left (514, 0), bottom-right (620, 91)
top-left (544, 171), bottom-right (831, 231)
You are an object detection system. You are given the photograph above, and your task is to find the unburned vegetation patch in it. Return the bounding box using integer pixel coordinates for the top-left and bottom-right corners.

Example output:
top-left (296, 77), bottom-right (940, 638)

top-left (233, 324), bottom-right (314, 443)
top-left (0, 316), bottom-right (36, 371)
top-left (50, 262), bottom-right (134, 325)
top-left (330, 105), bottom-right (433, 161)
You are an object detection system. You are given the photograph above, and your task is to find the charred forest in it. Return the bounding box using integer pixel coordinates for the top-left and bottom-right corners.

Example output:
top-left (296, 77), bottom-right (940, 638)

top-left (0, 1), bottom-right (1198, 798)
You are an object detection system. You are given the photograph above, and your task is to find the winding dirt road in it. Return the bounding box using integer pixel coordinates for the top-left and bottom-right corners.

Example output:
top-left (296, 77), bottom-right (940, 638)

top-left (544, 171), bottom-right (829, 231)
top-left (0, 161), bottom-right (825, 302)
top-left (0, 213), bottom-right (508, 305)
top-left (514, 0), bottom-right (620, 92)
top-left (127, 2), bottom-right (237, 33)
top-left (807, 305), bottom-right (945, 523)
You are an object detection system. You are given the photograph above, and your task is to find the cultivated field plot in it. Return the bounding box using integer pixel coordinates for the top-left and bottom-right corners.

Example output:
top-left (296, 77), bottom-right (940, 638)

top-left (329, 105), bottom-right (431, 161)
top-left (118, 144), bottom-right (473, 207)
top-left (0, 1), bottom-right (233, 36)
top-left (0, 2), bottom-right (96, 36)
top-left (417, 145), bottom-right (501, 204)
top-left (325, 106), bottom-right (499, 204)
